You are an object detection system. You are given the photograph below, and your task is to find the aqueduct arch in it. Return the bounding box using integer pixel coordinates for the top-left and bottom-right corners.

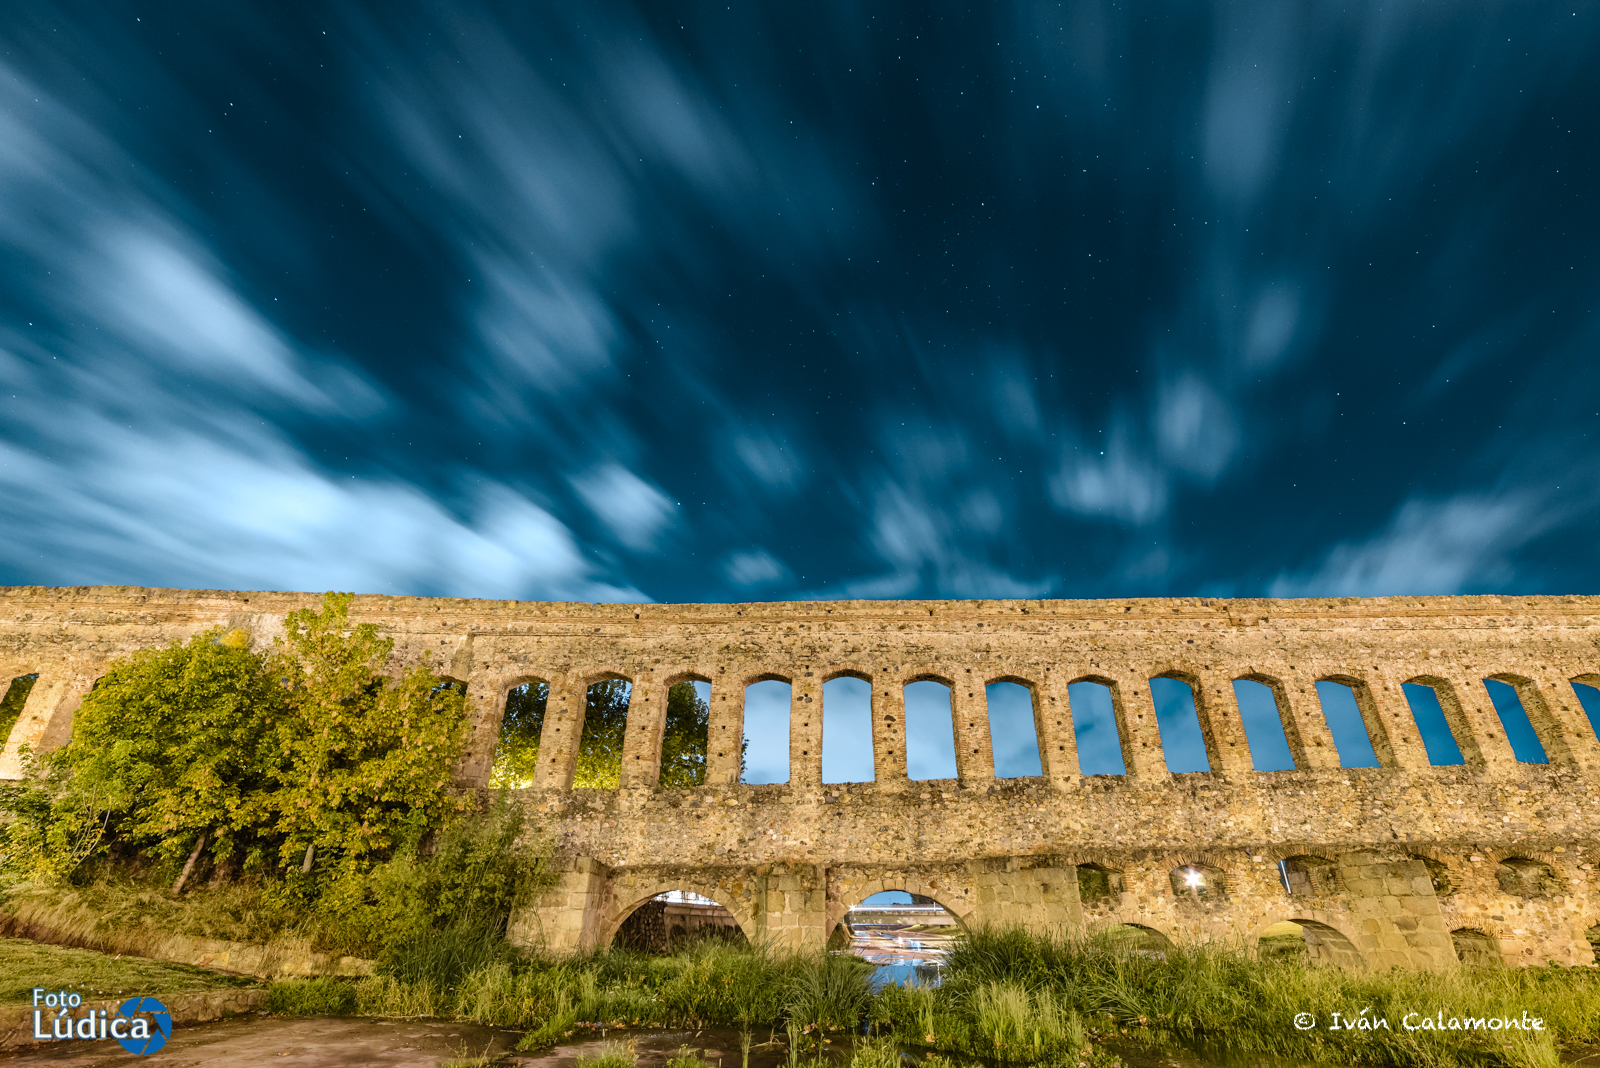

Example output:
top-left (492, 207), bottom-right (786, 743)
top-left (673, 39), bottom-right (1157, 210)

top-left (3, 586), bottom-right (1600, 968)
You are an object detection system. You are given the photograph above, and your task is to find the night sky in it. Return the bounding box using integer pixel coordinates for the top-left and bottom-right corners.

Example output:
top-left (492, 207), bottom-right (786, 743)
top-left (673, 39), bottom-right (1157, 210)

top-left (2, 1), bottom-right (1598, 605)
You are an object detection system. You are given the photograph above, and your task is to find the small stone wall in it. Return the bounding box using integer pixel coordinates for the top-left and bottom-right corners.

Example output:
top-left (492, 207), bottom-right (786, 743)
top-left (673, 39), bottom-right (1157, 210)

top-left (0, 988), bottom-right (269, 1049)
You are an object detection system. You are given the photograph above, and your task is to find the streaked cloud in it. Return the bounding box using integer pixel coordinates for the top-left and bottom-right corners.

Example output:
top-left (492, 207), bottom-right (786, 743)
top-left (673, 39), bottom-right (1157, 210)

top-left (1048, 435), bottom-right (1168, 526)
top-left (1268, 494), bottom-right (1537, 597)
top-left (570, 464), bottom-right (677, 552)
top-left (723, 549), bottom-right (790, 588)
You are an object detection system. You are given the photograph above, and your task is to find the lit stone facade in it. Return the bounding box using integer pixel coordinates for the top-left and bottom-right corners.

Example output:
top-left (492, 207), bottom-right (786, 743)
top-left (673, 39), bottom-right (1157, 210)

top-left (3, 585), bottom-right (1598, 969)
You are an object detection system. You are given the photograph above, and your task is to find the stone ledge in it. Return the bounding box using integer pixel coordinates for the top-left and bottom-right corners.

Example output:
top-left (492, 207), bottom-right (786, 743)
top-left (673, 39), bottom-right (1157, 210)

top-left (0, 909), bottom-right (373, 980)
top-left (0, 987), bottom-right (269, 1049)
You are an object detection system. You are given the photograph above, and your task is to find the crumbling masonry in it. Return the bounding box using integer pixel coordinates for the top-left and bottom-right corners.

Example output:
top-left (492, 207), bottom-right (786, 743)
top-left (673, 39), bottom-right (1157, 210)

top-left (3, 585), bottom-right (1599, 970)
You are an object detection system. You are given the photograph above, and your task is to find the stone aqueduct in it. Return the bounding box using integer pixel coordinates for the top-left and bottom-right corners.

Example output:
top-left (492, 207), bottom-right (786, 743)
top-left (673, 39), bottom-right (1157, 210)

top-left (4, 585), bottom-right (1600, 970)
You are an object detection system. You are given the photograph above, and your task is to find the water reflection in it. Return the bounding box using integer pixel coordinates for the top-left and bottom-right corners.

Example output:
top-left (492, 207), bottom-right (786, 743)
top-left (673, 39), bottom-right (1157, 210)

top-left (837, 890), bottom-right (959, 986)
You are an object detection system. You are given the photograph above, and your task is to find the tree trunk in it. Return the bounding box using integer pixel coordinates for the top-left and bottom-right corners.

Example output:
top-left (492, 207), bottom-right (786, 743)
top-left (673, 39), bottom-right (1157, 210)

top-left (301, 841), bottom-right (316, 873)
top-left (172, 831), bottom-right (208, 895)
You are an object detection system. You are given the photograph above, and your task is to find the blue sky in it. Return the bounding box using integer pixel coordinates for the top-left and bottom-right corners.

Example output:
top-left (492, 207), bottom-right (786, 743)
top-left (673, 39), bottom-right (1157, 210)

top-left (1, 1), bottom-right (1598, 603)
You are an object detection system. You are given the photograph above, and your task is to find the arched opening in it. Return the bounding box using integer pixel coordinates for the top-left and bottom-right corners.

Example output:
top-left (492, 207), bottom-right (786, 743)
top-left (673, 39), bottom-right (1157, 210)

top-left (1585, 923), bottom-right (1600, 963)
top-left (985, 680), bottom-right (1042, 778)
top-left (1570, 677), bottom-right (1600, 740)
top-left (1496, 857), bottom-right (1557, 897)
top-left (574, 678), bottom-right (631, 788)
top-left (490, 679), bottom-right (548, 788)
top-left (1482, 678), bottom-right (1550, 764)
top-left (1411, 856), bottom-right (1454, 896)
top-left (1258, 920), bottom-right (1363, 969)
top-left (1090, 924), bottom-right (1172, 954)
top-left (741, 678), bottom-right (790, 784)
top-left (0, 673), bottom-right (39, 745)
top-left (1067, 679), bottom-right (1126, 776)
top-left (1451, 928), bottom-right (1502, 968)
top-left (1149, 675), bottom-right (1211, 773)
top-left (1314, 678), bottom-right (1389, 768)
top-left (904, 679), bottom-right (958, 781)
top-left (835, 890), bottom-right (961, 984)
top-left (822, 675), bottom-right (875, 784)
top-left (660, 680), bottom-right (711, 788)
top-left (1400, 680), bottom-right (1470, 766)
top-left (1076, 863), bottom-right (1124, 909)
top-left (1279, 855), bottom-right (1342, 896)
top-left (613, 891), bottom-right (747, 954)
top-left (1230, 677), bottom-right (1297, 771)
top-left (1169, 864), bottom-right (1225, 902)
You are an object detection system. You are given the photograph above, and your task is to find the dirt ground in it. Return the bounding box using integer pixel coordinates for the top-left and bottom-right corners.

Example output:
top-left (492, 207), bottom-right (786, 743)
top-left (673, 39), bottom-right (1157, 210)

top-left (0, 1017), bottom-right (788, 1068)
top-left (0, 1013), bottom-right (521, 1067)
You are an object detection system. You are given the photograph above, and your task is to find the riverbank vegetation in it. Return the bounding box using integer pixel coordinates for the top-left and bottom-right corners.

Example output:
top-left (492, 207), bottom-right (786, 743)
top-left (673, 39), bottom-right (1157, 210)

top-left (0, 936), bottom-right (258, 1003)
top-left (262, 927), bottom-right (1600, 1068)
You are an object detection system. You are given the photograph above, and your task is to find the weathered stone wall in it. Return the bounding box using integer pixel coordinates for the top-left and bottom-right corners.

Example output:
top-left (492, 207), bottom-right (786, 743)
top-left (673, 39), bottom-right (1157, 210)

top-left (3, 585), bottom-right (1599, 968)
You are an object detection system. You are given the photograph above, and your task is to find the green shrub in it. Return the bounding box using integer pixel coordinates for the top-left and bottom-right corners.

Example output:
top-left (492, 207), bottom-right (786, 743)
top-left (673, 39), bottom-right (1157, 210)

top-left (784, 952), bottom-right (873, 1033)
top-left (577, 1040), bottom-right (639, 1068)
top-left (848, 1036), bottom-right (902, 1068)
top-left (665, 1045), bottom-right (714, 1068)
top-left (267, 977), bottom-right (358, 1016)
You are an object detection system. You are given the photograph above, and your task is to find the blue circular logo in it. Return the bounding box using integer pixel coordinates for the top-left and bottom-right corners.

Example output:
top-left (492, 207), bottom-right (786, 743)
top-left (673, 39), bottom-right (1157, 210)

top-left (115, 996), bottom-right (172, 1056)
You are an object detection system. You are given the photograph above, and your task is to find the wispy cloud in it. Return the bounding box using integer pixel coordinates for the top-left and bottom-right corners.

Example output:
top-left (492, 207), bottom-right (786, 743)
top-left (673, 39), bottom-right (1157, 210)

top-left (1268, 493), bottom-right (1540, 597)
top-left (723, 549), bottom-right (790, 588)
top-left (1048, 432), bottom-right (1168, 525)
top-left (570, 464), bottom-right (677, 553)
top-left (0, 59), bottom-right (632, 601)
top-left (0, 420), bottom-right (638, 600)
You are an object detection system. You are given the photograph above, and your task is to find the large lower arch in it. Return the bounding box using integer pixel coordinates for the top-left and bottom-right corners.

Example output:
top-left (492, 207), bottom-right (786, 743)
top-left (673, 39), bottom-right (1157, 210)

top-left (829, 887), bottom-right (966, 968)
top-left (597, 877), bottom-right (760, 950)
top-left (1249, 915), bottom-right (1365, 969)
top-left (1088, 923), bottom-right (1173, 953)
top-left (614, 891), bottom-right (748, 953)
top-left (824, 873), bottom-right (977, 935)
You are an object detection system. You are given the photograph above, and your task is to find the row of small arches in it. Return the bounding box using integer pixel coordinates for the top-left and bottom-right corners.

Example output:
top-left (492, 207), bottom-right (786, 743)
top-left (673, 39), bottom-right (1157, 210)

top-left (1080, 854), bottom-right (1564, 904)
top-left (483, 668), bottom-right (1600, 787)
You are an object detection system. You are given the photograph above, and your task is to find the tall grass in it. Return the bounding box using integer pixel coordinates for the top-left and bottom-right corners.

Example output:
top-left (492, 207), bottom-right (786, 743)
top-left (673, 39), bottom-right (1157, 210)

top-left (263, 926), bottom-right (1600, 1068)
top-left (906, 926), bottom-right (1600, 1068)
top-left (784, 951), bottom-right (873, 1032)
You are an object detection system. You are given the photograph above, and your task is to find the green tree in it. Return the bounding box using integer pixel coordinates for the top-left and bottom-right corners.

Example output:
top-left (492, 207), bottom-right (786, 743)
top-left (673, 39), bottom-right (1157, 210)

top-left (268, 593), bottom-right (470, 878)
top-left (489, 681), bottom-right (548, 788)
top-left (0, 673), bottom-right (39, 747)
top-left (26, 629), bottom-right (282, 881)
top-left (572, 679), bottom-right (630, 788)
top-left (658, 681), bottom-right (709, 787)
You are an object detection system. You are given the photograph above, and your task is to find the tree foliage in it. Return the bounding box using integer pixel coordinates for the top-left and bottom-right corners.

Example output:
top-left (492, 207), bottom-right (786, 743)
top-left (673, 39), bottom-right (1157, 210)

top-left (0, 673), bottom-right (39, 748)
top-left (268, 593), bottom-right (469, 876)
top-left (5, 593), bottom-right (469, 886)
top-left (489, 682), bottom-right (548, 788)
top-left (573, 678), bottom-right (631, 788)
top-left (658, 681), bottom-right (710, 788)
top-left (17, 629), bottom-right (283, 878)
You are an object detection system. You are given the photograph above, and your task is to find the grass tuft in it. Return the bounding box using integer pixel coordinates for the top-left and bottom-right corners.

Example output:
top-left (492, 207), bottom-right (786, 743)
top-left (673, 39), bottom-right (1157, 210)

top-left (267, 976), bottom-right (357, 1015)
top-left (0, 936), bottom-right (258, 1003)
top-left (577, 1040), bottom-right (639, 1068)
